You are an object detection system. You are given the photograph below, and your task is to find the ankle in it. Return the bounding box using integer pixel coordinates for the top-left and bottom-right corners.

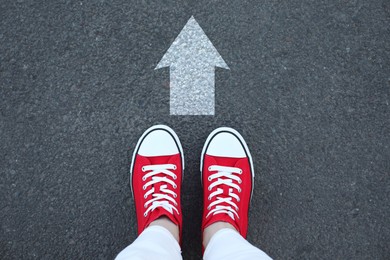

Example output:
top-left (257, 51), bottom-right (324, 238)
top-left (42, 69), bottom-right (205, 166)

top-left (203, 221), bottom-right (238, 248)
top-left (149, 216), bottom-right (180, 243)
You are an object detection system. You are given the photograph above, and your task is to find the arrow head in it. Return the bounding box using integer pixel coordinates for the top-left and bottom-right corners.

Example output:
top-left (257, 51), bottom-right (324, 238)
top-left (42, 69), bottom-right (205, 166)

top-left (155, 16), bottom-right (229, 70)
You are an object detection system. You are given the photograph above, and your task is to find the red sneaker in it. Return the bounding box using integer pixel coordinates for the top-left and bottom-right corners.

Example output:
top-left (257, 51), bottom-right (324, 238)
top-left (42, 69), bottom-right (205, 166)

top-left (201, 127), bottom-right (254, 238)
top-left (130, 125), bottom-right (184, 240)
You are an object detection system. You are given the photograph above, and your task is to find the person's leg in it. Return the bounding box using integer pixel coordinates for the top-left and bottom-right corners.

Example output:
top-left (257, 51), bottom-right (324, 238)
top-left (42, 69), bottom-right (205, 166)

top-left (116, 125), bottom-right (184, 260)
top-left (200, 127), bottom-right (272, 260)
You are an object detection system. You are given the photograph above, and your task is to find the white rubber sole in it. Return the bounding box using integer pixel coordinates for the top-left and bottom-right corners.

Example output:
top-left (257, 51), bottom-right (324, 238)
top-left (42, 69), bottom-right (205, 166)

top-left (130, 125), bottom-right (185, 198)
top-left (200, 127), bottom-right (255, 200)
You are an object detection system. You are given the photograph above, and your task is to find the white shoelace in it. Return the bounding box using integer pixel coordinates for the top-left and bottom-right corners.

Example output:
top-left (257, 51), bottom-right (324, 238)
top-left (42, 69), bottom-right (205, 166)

top-left (142, 164), bottom-right (179, 217)
top-left (206, 165), bottom-right (243, 220)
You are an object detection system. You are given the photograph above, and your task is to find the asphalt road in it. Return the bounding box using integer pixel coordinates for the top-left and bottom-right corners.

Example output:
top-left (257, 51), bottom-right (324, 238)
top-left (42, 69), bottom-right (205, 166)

top-left (1, 1), bottom-right (389, 259)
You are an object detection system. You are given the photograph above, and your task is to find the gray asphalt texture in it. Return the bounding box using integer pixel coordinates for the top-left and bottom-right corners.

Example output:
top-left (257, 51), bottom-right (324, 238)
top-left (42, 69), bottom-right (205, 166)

top-left (1, 1), bottom-right (389, 259)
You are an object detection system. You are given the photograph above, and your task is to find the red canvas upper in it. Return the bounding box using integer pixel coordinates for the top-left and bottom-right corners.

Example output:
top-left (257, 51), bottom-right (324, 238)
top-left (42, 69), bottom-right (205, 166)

top-left (202, 154), bottom-right (253, 238)
top-left (132, 153), bottom-right (183, 240)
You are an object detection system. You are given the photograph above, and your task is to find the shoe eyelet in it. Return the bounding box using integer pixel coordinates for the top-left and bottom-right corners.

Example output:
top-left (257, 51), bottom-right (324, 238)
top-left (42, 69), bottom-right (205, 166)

top-left (237, 198), bottom-right (240, 202)
top-left (173, 175), bottom-right (177, 180)
top-left (208, 196), bottom-right (211, 201)
top-left (143, 185), bottom-right (146, 190)
top-left (143, 212), bottom-right (147, 217)
top-left (173, 184), bottom-right (177, 189)
top-left (207, 206), bottom-right (211, 210)
top-left (239, 169), bottom-right (243, 174)
top-left (208, 176), bottom-right (212, 181)
top-left (174, 194), bottom-right (177, 198)
top-left (144, 204), bottom-right (147, 208)
top-left (142, 167), bottom-right (146, 172)
top-left (238, 180), bottom-right (242, 184)
top-left (208, 187), bottom-right (211, 191)
top-left (208, 166), bottom-right (212, 171)
top-left (173, 165), bottom-right (177, 170)
top-left (142, 176), bottom-right (146, 181)
top-left (238, 188), bottom-right (242, 193)
top-left (144, 195), bottom-right (147, 199)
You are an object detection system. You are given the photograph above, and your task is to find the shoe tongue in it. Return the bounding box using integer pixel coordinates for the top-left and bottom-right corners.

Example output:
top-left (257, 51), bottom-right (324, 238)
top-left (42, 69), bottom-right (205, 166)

top-left (222, 185), bottom-right (231, 196)
top-left (216, 188), bottom-right (232, 209)
top-left (154, 181), bottom-right (163, 194)
top-left (208, 156), bottom-right (246, 215)
top-left (149, 154), bottom-right (179, 191)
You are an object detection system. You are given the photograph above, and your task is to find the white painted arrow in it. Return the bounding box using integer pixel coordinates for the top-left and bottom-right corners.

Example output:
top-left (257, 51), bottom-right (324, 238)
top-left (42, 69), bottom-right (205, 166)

top-left (156, 16), bottom-right (229, 115)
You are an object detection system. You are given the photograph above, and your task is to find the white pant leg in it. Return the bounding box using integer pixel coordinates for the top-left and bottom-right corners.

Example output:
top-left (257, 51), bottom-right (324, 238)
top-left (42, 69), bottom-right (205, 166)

top-left (204, 228), bottom-right (272, 260)
top-left (115, 226), bottom-right (182, 260)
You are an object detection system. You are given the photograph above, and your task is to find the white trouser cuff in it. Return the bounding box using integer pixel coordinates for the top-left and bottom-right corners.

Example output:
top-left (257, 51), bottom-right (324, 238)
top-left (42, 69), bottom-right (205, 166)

top-left (204, 228), bottom-right (272, 260)
top-left (116, 225), bottom-right (182, 260)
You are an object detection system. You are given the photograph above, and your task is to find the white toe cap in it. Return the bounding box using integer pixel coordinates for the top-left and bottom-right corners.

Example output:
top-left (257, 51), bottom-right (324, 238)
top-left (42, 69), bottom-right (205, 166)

top-left (205, 131), bottom-right (246, 158)
top-left (138, 129), bottom-right (179, 156)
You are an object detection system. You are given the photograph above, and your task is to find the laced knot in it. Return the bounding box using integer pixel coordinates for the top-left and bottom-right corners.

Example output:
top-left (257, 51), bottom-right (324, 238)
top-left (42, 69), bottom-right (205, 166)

top-left (206, 165), bottom-right (242, 220)
top-left (142, 164), bottom-right (179, 217)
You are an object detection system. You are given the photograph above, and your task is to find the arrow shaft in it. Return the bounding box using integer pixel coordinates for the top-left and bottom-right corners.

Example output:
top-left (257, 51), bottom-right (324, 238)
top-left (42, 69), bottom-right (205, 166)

top-left (170, 67), bottom-right (215, 115)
